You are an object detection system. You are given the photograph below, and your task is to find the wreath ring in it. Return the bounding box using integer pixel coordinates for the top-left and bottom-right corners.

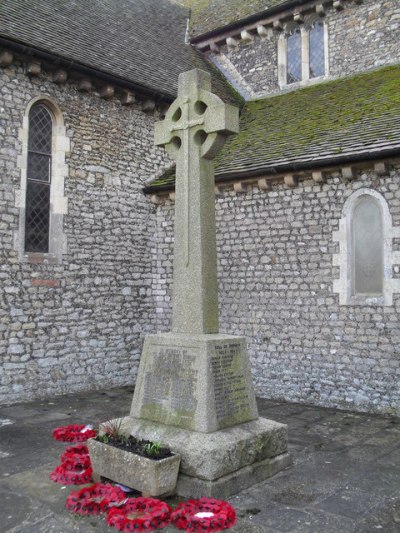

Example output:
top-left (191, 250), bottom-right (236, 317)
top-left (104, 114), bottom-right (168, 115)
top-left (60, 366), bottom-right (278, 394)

top-left (106, 497), bottom-right (172, 532)
top-left (50, 462), bottom-right (93, 485)
top-left (60, 450), bottom-right (91, 471)
top-left (170, 498), bottom-right (236, 532)
top-left (61, 444), bottom-right (89, 463)
top-left (66, 483), bottom-right (126, 515)
top-left (52, 424), bottom-right (97, 442)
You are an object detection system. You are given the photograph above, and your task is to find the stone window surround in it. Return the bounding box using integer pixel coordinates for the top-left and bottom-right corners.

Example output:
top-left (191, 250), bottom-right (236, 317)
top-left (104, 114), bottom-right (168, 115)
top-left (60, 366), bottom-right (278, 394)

top-left (333, 188), bottom-right (400, 306)
top-left (14, 95), bottom-right (69, 263)
top-left (278, 19), bottom-right (329, 88)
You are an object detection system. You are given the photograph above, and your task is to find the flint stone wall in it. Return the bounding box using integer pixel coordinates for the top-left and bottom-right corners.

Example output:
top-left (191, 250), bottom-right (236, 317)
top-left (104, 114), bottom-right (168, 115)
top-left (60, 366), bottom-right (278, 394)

top-left (153, 165), bottom-right (400, 415)
top-left (0, 58), bottom-right (169, 404)
top-left (210, 0), bottom-right (400, 98)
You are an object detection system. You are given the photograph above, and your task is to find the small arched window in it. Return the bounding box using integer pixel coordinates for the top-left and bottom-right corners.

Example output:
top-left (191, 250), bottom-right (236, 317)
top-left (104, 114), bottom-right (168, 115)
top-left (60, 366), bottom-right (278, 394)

top-left (333, 188), bottom-right (400, 306)
top-left (25, 103), bottom-right (53, 252)
top-left (352, 195), bottom-right (383, 296)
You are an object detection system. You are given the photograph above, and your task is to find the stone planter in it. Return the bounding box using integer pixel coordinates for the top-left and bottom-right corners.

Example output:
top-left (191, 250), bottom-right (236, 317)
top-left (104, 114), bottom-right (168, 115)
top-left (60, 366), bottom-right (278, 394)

top-left (87, 438), bottom-right (181, 497)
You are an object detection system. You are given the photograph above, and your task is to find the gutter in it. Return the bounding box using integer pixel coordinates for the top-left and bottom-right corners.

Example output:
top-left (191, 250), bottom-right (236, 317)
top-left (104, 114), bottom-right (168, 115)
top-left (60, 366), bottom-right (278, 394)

top-left (143, 147), bottom-right (400, 194)
top-left (190, 0), bottom-right (310, 44)
top-left (0, 36), bottom-right (174, 103)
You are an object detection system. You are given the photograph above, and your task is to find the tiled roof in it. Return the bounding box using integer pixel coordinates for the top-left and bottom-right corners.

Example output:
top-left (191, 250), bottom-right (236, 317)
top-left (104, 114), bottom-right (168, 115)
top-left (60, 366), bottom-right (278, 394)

top-left (146, 65), bottom-right (400, 192)
top-left (0, 0), bottom-right (241, 103)
top-left (187, 0), bottom-right (293, 38)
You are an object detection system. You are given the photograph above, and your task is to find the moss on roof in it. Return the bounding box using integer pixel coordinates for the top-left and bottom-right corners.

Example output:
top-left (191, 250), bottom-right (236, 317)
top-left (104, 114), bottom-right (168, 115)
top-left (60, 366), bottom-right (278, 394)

top-left (147, 65), bottom-right (400, 192)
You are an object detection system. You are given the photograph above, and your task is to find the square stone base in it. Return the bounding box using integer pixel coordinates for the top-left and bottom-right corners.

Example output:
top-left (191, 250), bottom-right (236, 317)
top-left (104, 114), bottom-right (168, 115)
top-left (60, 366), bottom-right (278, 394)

top-left (116, 415), bottom-right (290, 498)
top-left (177, 453), bottom-right (291, 499)
top-left (130, 333), bottom-right (258, 433)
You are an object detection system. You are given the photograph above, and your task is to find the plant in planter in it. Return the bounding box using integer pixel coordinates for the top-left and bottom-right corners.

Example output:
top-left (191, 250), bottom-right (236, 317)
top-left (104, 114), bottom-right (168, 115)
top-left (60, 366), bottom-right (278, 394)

top-left (87, 418), bottom-right (180, 497)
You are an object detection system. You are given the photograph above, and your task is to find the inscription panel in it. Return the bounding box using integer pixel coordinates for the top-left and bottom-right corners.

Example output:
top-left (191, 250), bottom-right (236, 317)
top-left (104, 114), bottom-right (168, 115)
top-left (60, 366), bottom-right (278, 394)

top-left (211, 342), bottom-right (252, 423)
top-left (142, 345), bottom-right (199, 415)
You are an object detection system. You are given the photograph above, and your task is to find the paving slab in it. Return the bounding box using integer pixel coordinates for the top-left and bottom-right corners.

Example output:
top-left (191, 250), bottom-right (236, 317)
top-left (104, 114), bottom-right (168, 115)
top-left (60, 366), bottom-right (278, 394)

top-left (0, 386), bottom-right (399, 533)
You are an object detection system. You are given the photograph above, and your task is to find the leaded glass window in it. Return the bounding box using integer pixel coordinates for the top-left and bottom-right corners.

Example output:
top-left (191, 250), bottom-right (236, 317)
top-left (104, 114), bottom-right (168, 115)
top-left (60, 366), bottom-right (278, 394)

top-left (287, 28), bottom-right (302, 84)
top-left (309, 21), bottom-right (325, 79)
top-left (25, 104), bottom-right (52, 252)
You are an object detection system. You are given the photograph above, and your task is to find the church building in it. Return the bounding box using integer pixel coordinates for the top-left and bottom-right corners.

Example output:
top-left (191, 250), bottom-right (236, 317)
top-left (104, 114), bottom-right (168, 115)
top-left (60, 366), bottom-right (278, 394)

top-left (0, 0), bottom-right (399, 415)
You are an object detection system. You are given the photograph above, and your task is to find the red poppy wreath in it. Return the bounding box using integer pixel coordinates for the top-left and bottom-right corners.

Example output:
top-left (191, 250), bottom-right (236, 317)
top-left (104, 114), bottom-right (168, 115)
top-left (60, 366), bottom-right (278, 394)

top-left (106, 497), bottom-right (172, 532)
top-left (66, 483), bottom-right (126, 515)
top-left (52, 424), bottom-right (97, 442)
top-left (50, 462), bottom-right (93, 485)
top-left (60, 447), bottom-right (91, 471)
top-left (61, 444), bottom-right (89, 463)
top-left (170, 498), bottom-right (236, 532)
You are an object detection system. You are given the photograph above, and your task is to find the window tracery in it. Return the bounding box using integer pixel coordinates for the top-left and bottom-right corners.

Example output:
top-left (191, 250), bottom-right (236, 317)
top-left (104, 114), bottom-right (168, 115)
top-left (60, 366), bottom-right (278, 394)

top-left (309, 21), bottom-right (325, 79)
top-left (278, 18), bottom-right (328, 87)
top-left (287, 27), bottom-right (302, 84)
top-left (25, 103), bottom-right (53, 252)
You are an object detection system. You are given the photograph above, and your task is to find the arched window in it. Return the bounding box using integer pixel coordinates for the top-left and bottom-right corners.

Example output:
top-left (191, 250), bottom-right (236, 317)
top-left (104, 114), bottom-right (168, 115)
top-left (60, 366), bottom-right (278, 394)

top-left (333, 189), bottom-right (400, 306)
top-left (15, 97), bottom-right (69, 262)
top-left (25, 104), bottom-right (53, 252)
top-left (352, 195), bottom-right (383, 295)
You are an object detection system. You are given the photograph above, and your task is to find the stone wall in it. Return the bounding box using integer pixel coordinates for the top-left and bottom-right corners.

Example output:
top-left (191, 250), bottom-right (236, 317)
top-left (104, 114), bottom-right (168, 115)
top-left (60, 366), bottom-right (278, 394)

top-left (211, 30), bottom-right (277, 99)
top-left (0, 57), bottom-right (168, 404)
top-left (209, 0), bottom-right (400, 98)
top-left (328, 0), bottom-right (399, 78)
top-left (152, 165), bottom-right (400, 415)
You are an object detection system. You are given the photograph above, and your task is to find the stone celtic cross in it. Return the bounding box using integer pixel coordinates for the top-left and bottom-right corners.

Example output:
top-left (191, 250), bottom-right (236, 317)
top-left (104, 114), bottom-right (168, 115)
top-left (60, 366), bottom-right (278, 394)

top-left (155, 69), bottom-right (239, 334)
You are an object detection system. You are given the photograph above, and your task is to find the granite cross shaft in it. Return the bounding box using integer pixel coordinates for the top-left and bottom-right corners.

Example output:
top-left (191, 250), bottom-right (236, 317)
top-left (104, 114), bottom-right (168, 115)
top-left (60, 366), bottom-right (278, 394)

top-left (155, 69), bottom-right (238, 335)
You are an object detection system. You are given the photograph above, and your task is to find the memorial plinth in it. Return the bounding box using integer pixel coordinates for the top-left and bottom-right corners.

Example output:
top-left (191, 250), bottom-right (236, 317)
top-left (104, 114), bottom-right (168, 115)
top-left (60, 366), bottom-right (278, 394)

top-left (126, 69), bottom-right (290, 497)
top-left (131, 334), bottom-right (258, 433)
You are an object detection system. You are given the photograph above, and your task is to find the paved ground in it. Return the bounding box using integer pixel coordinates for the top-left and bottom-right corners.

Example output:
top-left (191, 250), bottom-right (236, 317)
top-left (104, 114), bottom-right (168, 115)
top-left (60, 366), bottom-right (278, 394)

top-left (0, 386), bottom-right (399, 532)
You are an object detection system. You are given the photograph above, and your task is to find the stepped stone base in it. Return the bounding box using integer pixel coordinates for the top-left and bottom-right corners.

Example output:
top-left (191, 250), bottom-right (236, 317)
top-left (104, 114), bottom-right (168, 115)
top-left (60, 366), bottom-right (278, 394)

top-left (177, 453), bottom-right (291, 499)
top-left (122, 332), bottom-right (290, 497)
top-left (117, 416), bottom-right (290, 498)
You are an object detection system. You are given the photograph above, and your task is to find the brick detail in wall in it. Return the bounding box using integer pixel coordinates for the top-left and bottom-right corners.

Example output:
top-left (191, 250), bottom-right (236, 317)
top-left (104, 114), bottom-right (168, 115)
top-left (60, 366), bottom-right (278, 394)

top-left (31, 279), bottom-right (60, 288)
